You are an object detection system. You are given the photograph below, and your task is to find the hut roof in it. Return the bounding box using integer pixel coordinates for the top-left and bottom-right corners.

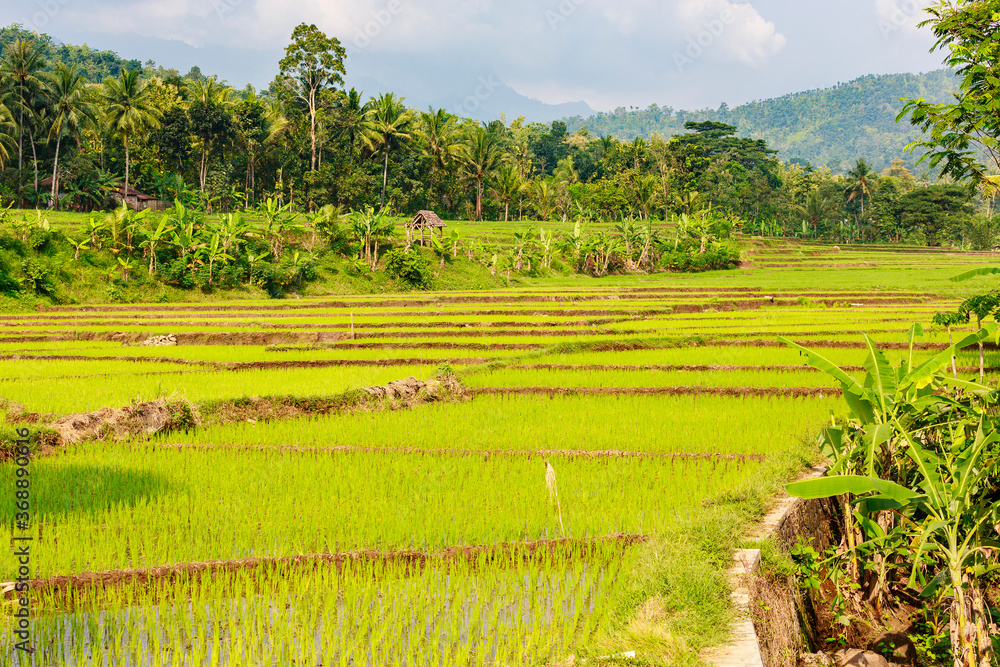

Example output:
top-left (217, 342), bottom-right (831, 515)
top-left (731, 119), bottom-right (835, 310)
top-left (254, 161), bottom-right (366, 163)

top-left (41, 177), bottom-right (162, 201)
top-left (410, 210), bottom-right (446, 229)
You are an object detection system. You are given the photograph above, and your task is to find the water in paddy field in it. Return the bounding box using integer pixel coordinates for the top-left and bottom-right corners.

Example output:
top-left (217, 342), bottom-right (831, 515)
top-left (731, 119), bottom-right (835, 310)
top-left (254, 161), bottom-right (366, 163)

top-left (4, 563), bottom-right (620, 666)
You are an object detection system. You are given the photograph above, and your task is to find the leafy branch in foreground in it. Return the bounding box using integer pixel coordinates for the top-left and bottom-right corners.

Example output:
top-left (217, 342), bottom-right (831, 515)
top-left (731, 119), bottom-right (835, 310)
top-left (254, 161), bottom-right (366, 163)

top-left (898, 0), bottom-right (1000, 196)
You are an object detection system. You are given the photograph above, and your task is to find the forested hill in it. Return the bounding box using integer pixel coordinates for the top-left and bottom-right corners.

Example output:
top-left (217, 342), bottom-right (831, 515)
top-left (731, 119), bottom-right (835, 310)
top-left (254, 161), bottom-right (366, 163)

top-left (0, 25), bottom-right (143, 81)
top-left (563, 70), bottom-right (958, 172)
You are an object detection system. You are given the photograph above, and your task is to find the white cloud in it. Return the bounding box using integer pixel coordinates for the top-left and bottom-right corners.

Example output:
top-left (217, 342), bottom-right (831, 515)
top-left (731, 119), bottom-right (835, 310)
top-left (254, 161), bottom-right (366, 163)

top-left (676, 0), bottom-right (785, 66)
top-left (29, 0), bottom-right (944, 114)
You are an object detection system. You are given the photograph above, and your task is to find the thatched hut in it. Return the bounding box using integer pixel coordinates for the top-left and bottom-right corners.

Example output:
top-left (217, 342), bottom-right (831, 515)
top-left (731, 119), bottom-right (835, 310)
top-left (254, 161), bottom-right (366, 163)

top-left (406, 210), bottom-right (447, 247)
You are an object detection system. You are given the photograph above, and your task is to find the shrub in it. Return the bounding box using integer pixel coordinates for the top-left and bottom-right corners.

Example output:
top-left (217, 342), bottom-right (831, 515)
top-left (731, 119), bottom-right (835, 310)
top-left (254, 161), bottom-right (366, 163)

top-left (20, 257), bottom-right (55, 295)
top-left (384, 248), bottom-right (432, 289)
top-left (660, 242), bottom-right (741, 273)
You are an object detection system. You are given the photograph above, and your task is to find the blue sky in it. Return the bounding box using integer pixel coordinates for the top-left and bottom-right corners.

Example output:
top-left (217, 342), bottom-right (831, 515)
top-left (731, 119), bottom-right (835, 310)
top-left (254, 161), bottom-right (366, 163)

top-left (9, 0), bottom-right (945, 113)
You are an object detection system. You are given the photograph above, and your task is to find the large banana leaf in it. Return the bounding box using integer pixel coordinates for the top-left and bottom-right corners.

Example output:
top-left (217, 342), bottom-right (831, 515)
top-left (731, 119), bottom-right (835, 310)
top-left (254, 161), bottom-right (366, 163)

top-left (950, 267), bottom-right (1000, 283)
top-left (900, 325), bottom-right (996, 389)
top-left (841, 384), bottom-right (876, 423)
top-left (939, 376), bottom-right (993, 396)
top-left (863, 334), bottom-right (896, 416)
top-left (779, 337), bottom-right (863, 394)
top-left (785, 475), bottom-right (917, 503)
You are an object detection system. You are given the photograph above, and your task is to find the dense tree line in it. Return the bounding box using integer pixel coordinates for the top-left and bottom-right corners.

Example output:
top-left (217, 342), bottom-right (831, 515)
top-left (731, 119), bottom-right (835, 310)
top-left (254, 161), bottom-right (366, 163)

top-left (563, 70), bottom-right (958, 173)
top-left (0, 23), bottom-right (995, 255)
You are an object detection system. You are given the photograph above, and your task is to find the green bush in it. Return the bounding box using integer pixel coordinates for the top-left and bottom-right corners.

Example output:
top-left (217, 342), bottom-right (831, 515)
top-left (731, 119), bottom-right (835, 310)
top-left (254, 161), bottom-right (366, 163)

top-left (660, 242), bottom-right (741, 272)
top-left (384, 248), bottom-right (432, 289)
top-left (20, 257), bottom-right (56, 296)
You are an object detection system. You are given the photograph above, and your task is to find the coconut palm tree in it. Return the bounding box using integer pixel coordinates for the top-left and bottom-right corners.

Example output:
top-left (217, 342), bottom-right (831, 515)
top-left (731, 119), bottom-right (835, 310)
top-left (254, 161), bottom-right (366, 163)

top-left (45, 64), bottom-right (98, 208)
top-left (459, 123), bottom-right (505, 221)
top-left (632, 174), bottom-right (660, 220)
top-left (0, 38), bottom-right (46, 185)
top-left (846, 158), bottom-right (875, 219)
top-left (0, 98), bottom-right (16, 169)
top-left (100, 69), bottom-right (161, 194)
top-left (360, 93), bottom-right (412, 211)
top-left (553, 155), bottom-right (578, 186)
top-left (795, 188), bottom-right (836, 237)
top-left (187, 76), bottom-right (235, 194)
top-left (239, 96), bottom-right (288, 205)
top-left (490, 163), bottom-right (523, 222)
top-left (332, 87), bottom-right (367, 160)
top-left (531, 179), bottom-right (556, 221)
top-left (416, 107), bottom-right (460, 204)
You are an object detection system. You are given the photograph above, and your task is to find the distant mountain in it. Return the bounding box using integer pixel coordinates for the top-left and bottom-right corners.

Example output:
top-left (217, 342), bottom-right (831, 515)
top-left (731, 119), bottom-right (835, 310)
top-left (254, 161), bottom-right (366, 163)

top-left (349, 73), bottom-right (594, 124)
top-left (562, 70), bottom-right (959, 172)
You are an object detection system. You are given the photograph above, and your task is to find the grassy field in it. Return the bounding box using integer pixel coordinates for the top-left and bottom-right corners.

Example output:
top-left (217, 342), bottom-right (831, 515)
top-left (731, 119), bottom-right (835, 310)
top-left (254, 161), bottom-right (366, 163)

top-left (2, 235), bottom-right (998, 665)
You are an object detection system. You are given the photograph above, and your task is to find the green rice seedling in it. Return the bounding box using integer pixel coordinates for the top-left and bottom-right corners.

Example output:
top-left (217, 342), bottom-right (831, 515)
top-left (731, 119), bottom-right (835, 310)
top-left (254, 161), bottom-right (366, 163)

top-left (3, 364), bottom-right (438, 414)
top-left (460, 366), bottom-right (851, 389)
top-left (158, 393), bottom-right (835, 457)
top-left (4, 442), bottom-right (764, 576)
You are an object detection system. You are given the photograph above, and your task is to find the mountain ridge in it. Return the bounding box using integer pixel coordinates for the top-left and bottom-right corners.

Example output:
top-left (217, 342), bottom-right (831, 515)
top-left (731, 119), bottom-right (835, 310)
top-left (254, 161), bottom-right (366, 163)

top-left (562, 69), bottom-right (958, 172)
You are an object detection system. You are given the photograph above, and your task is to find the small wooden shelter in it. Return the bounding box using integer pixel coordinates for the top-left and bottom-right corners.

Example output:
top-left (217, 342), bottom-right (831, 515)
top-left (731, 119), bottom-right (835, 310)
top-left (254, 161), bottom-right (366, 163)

top-left (406, 210), bottom-right (447, 247)
top-left (40, 177), bottom-right (169, 212)
top-left (112, 184), bottom-right (170, 212)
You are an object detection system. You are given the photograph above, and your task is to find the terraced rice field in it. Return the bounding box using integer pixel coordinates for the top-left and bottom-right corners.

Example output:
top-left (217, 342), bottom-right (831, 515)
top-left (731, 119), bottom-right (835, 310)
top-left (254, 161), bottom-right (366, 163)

top-left (2, 239), bottom-right (998, 665)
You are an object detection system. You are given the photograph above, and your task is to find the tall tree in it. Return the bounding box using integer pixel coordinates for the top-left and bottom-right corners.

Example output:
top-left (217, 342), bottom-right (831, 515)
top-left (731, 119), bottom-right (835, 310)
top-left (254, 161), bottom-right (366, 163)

top-left (845, 158), bottom-right (875, 219)
top-left (234, 91), bottom-right (287, 205)
top-left (332, 87), bottom-right (366, 160)
top-left (360, 93), bottom-right (412, 211)
top-left (45, 64), bottom-right (97, 207)
top-left (460, 123), bottom-right (505, 220)
top-left (795, 188), bottom-right (837, 237)
top-left (1, 38), bottom-right (46, 193)
top-left (101, 69), bottom-right (161, 194)
top-left (276, 23), bottom-right (346, 172)
top-left (899, 1), bottom-right (1000, 195)
top-left (416, 107), bottom-right (460, 204)
top-left (188, 76), bottom-right (235, 194)
top-left (0, 98), bottom-right (14, 168)
top-left (490, 162), bottom-right (523, 222)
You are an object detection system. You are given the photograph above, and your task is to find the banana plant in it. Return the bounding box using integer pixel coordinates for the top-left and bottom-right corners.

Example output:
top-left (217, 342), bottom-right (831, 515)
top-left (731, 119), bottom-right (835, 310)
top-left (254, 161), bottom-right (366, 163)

top-left (246, 250), bottom-right (269, 288)
top-left (140, 216), bottom-right (175, 273)
top-left (204, 232), bottom-right (233, 284)
top-left (430, 235), bottom-right (447, 267)
top-left (67, 236), bottom-right (90, 261)
top-left (932, 311), bottom-right (970, 379)
top-left (216, 212), bottom-right (251, 253)
top-left (116, 256), bottom-right (137, 283)
top-left (255, 197), bottom-right (295, 260)
top-left (783, 326), bottom-right (1000, 667)
top-left (305, 204), bottom-right (342, 251)
top-left (539, 229), bottom-right (554, 269)
top-left (85, 214), bottom-right (107, 249)
top-left (788, 423), bottom-right (1000, 667)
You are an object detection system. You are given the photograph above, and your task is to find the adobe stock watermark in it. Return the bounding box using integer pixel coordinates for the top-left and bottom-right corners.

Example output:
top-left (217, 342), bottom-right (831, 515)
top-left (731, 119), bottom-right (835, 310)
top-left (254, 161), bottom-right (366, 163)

top-left (877, 0), bottom-right (932, 39)
top-left (545, 0), bottom-right (587, 31)
top-left (22, 0), bottom-right (71, 31)
top-left (673, 9), bottom-right (737, 72)
top-left (462, 74), bottom-right (503, 115)
top-left (353, 0), bottom-right (409, 50)
top-left (209, 0), bottom-right (246, 22)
